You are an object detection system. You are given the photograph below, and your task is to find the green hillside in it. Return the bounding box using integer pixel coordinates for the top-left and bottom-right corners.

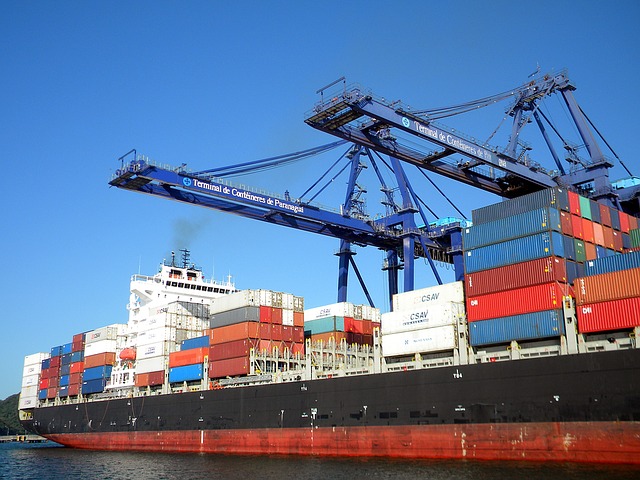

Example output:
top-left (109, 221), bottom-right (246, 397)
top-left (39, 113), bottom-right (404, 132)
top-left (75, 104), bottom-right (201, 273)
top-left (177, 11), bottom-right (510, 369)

top-left (0, 393), bottom-right (26, 435)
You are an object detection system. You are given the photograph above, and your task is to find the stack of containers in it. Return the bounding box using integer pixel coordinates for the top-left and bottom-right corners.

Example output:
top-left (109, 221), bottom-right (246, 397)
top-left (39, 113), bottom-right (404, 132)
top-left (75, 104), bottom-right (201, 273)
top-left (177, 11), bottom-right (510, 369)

top-left (464, 187), bottom-right (639, 347)
top-left (168, 335), bottom-right (210, 384)
top-left (207, 289), bottom-right (305, 379)
top-left (82, 324), bottom-right (127, 395)
top-left (381, 282), bottom-right (464, 357)
top-left (575, 250), bottom-right (640, 333)
top-left (20, 353), bottom-right (49, 409)
top-left (304, 302), bottom-right (379, 346)
top-left (134, 301), bottom-right (210, 388)
top-left (66, 332), bottom-right (85, 397)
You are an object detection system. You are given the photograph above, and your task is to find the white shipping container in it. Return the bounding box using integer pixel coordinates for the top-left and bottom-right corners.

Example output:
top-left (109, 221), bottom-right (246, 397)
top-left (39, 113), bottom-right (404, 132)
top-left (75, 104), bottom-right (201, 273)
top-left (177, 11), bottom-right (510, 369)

top-left (20, 385), bottom-right (38, 398)
top-left (137, 341), bottom-right (175, 360)
top-left (84, 339), bottom-right (117, 356)
top-left (361, 305), bottom-right (381, 322)
top-left (282, 293), bottom-right (294, 310)
top-left (21, 374), bottom-right (40, 388)
top-left (382, 324), bottom-right (457, 357)
top-left (305, 302), bottom-right (355, 321)
top-left (19, 393), bottom-right (39, 410)
top-left (282, 309), bottom-right (294, 326)
top-left (381, 303), bottom-right (463, 334)
top-left (136, 326), bottom-right (177, 346)
top-left (86, 324), bottom-right (127, 344)
top-left (23, 352), bottom-right (50, 367)
top-left (393, 282), bottom-right (464, 312)
top-left (135, 356), bottom-right (167, 373)
top-left (22, 363), bottom-right (41, 378)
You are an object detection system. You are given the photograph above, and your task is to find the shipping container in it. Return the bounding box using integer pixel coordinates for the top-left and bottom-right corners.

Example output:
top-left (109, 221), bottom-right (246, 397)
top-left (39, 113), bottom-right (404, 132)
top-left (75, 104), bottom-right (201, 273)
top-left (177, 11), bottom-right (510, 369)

top-left (593, 223), bottom-right (605, 246)
top-left (559, 210), bottom-right (573, 236)
top-left (629, 215), bottom-right (639, 231)
top-left (169, 364), bottom-right (204, 383)
top-left (304, 316), bottom-right (345, 335)
top-left (72, 332), bottom-right (86, 344)
top-left (565, 260), bottom-right (585, 285)
top-left (568, 191), bottom-right (581, 216)
top-left (135, 356), bottom-right (167, 374)
top-left (68, 383), bottom-right (80, 396)
top-left (574, 268), bottom-right (640, 305)
top-left (137, 341), bottom-right (175, 360)
top-left (50, 345), bottom-right (63, 358)
top-left (577, 297), bottom-right (640, 333)
top-left (579, 196), bottom-right (591, 220)
top-left (59, 375), bottom-right (69, 387)
top-left (85, 324), bottom-right (125, 344)
top-left (632, 229), bottom-right (640, 248)
top-left (209, 289), bottom-right (290, 314)
top-left (24, 352), bottom-right (50, 366)
top-left (135, 370), bottom-right (165, 387)
top-left (60, 364), bottom-right (70, 376)
top-left (282, 309), bottom-right (294, 327)
top-left (308, 331), bottom-right (349, 345)
top-left (599, 203), bottom-right (612, 226)
top-left (304, 302), bottom-right (355, 321)
top-left (82, 378), bottom-right (107, 395)
top-left (571, 214), bottom-right (583, 240)
top-left (584, 250), bottom-right (640, 276)
top-left (589, 200), bottom-right (601, 224)
top-left (382, 325), bottom-right (456, 357)
top-left (393, 281), bottom-right (464, 311)
top-left (574, 239), bottom-right (586, 263)
top-left (69, 373), bottom-right (82, 385)
top-left (613, 230), bottom-right (624, 252)
top-left (41, 358), bottom-right (50, 370)
top-left (21, 374), bottom-right (39, 388)
top-left (466, 257), bottom-right (568, 297)
top-left (208, 356), bottom-right (249, 379)
top-left (611, 208), bottom-right (621, 231)
top-left (209, 321), bottom-right (262, 345)
top-left (83, 365), bottom-right (113, 381)
top-left (22, 363), bottom-right (41, 378)
top-left (581, 218), bottom-right (594, 244)
top-left (71, 350), bottom-right (83, 362)
top-left (83, 339), bottom-right (117, 357)
top-left (210, 306), bottom-right (260, 328)
top-left (463, 232), bottom-right (565, 274)
top-left (462, 207), bottom-right (561, 250)
top-left (19, 394), bottom-right (38, 410)
top-left (169, 347), bottom-right (209, 368)
top-left (84, 352), bottom-right (116, 369)
top-left (381, 302), bottom-right (462, 334)
top-left (58, 385), bottom-right (69, 397)
top-left (180, 335), bottom-right (210, 351)
top-left (466, 282), bottom-right (570, 322)
top-left (468, 309), bottom-right (565, 346)
top-left (471, 187), bottom-right (569, 225)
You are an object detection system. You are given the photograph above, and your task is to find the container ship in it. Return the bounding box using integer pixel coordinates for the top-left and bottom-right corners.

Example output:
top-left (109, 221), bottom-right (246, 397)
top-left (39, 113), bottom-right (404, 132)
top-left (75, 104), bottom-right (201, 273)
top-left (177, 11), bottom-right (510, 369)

top-left (18, 188), bottom-right (640, 464)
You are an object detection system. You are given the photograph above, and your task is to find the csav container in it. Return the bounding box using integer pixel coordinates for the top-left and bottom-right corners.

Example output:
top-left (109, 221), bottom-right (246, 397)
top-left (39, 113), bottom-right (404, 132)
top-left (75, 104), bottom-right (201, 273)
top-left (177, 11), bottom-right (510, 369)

top-left (468, 309), bottom-right (565, 346)
top-left (392, 282), bottom-right (464, 311)
top-left (381, 303), bottom-right (462, 334)
top-left (382, 325), bottom-right (456, 357)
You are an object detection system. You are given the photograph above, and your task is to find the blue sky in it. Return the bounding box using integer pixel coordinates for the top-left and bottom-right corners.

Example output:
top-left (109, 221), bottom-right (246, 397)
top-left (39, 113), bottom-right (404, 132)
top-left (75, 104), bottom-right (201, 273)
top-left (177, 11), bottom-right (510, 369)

top-left (2, 0), bottom-right (639, 399)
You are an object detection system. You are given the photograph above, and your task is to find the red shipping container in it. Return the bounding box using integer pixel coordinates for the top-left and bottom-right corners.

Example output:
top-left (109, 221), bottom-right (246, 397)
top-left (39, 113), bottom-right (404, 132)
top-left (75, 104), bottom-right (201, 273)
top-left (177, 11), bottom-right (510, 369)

top-left (40, 368), bottom-right (51, 380)
top-left (50, 356), bottom-right (61, 368)
top-left (271, 324), bottom-right (283, 341)
top-left (259, 305), bottom-right (272, 323)
top-left (209, 356), bottom-right (250, 379)
top-left (271, 307), bottom-right (283, 325)
top-left (49, 366), bottom-right (60, 378)
top-left (281, 325), bottom-right (294, 342)
top-left (571, 214), bottom-right (583, 239)
top-left (72, 341), bottom-right (84, 353)
top-left (603, 226), bottom-right (615, 249)
top-left (559, 210), bottom-right (573, 236)
top-left (574, 268), bottom-right (640, 305)
top-left (619, 212), bottom-right (630, 233)
top-left (577, 297), bottom-right (640, 333)
top-left (362, 319), bottom-right (373, 335)
top-left (581, 218), bottom-right (595, 243)
top-left (69, 372), bottom-right (82, 384)
top-left (135, 370), bottom-right (165, 387)
top-left (293, 326), bottom-right (304, 343)
top-left (613, 230), bottom-right (624, 252)
top-left (210, 339), bottom-right (252, 361)
top-left (169, 347), bottom-right (208, 368)
top-left (260, 323), bottom-right (271, 340)
top-left (629, 214), bottom-right (639, 231)
top-left (68, 384), bottom-right (80, 396)
top-left (72, 332), bottom-right (85, 344)
top-left (47, 387), bottom-right (57, 399)
top-left (84, 352), bottom-right (116, 369)
top-left (585, 242), bottom-right (597, 261)
top-left (568, 191), bottom-right (581, 216)
top-left (210, 322), bottom-right (261, 344)
top-left (39, 378), bottom-right (49, 390)
top-left (69, 362), bottom-right (84, 374)
top-left (293, 311), bottom-right (304, 328)
top-left (599, 203), bottom-right (612, 227)
top-left (464, 256), bottom-right (567, 297)
top-left (592, 223), bottom-right (605, 246)
top-left (466, 282), bottom-right (570, 322)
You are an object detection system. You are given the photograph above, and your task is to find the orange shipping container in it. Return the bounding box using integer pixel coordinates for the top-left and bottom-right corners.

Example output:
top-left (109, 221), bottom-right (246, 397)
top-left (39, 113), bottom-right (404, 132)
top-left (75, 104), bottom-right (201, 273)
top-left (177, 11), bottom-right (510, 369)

top-left (593, 223), bottom-right (605, 246)
top-left (568, 191), bottom-right (581, 216)
top-left (68, 384), bottom-right (80, 396)
top-left (603, 226), bottom-right (615, 249)
top-left (571, 214), bottom-right (583, 239)
top-left (599, 203), bottom-right (612, 226)
top-left (208, 357), bottom-right (250, 379)
top-left (574, 268), bottom-right (640, 305)
top-left (259, 305), bottom-right (272, 323)
top-left (293, 311), bottom-right (304, 327)
top-left (210, 322), bottom-right (261, 345)
top-left (559, 210), bottom-right (573, 236)
top-left (619, 211), bottom-right (631, 233)
top-left (613, 230), bottom-right (624, 252)
top-left (169, 347), bottom-right (208, 368)
top-left (581, 218), bottom-right (594, 243)
top-left (69, 362), bottom-right (84, 374)
top-left (585, 242), bottom-right (597, 261)
top-left (84, 352), bottom-right (116, 369)
top-left (271, 307), bottom-right (283, 325)
top-left (135, 370), bottom-right (164, 387)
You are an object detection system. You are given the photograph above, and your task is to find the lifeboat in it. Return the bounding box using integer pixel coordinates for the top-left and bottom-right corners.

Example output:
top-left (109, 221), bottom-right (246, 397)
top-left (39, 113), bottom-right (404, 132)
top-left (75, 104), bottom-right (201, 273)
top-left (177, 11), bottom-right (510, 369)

top-left (119, 347), bottom-right (136, 361)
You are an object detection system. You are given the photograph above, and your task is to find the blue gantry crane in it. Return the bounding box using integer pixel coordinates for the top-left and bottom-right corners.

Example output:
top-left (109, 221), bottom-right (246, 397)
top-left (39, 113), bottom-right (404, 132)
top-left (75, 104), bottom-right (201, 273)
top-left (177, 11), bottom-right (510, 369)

top-left (109, 70), bottom-right (639, 310)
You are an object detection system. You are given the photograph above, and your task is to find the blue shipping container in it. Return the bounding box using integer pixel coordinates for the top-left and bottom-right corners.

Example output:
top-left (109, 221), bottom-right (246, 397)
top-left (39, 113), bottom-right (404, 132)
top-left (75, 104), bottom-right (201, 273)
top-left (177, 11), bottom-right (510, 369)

top-left (464, 231), bottom-right (565, 274)
top-left (468, 309), bottom-right (565, 347)
top-left (82, 378), bottom-right (107, 394)
top-left (58, 386), bottom-right (69, 397)
top-left (590, 200), bottom-right (601, 224)
top-left (61, 343), bottom-right (73, 355)
top-left (60, 364), bottom-right (70, 376)
top-left (71, 350), bottom-right (84, 362)
top-left (50, 345), bottom-right (63, 357)
top-left (61, 353), bottom-right (72, 366)
top-left (83, 365), bottom-right (113, 381)
top-left (304, 316), bottom-right (345, 335)
top-left (169, 364), bottom-right (204, 383)
top-left (471, 187), bottom-right (570, 225)
top-left (181, 335), bottom-right (210, 351)
top-left (611, 208), bottom-right (621, 231)
top-left (59, 375), bottom-right (70, 386)
top-left (584, 250), bottom-right (640, 276)
top-left (38, 389), bottom-right (47, 400)
top-left (41, 358), bottom-right (50, 370)
top-left (462, 207), bottom-right (561, 250)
